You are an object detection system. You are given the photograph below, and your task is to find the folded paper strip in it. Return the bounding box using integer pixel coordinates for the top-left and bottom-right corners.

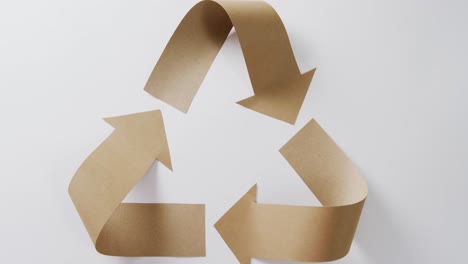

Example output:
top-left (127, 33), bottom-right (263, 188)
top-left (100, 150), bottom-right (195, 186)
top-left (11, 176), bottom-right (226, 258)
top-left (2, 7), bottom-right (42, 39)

top-left (68, 0), bottom-right (367, 261)
top-left (68, 110), bottom-right (205, 256)
top-left (215, 119), bottom-right (367, 263)
top-left (145, 0), bottom-right (316, 124)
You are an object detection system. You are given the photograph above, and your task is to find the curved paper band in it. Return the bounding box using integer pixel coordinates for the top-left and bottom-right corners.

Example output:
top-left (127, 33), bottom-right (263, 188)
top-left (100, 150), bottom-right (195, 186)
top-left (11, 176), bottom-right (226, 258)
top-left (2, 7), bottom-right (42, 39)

top-left (68, 110), bottom-right (205, 256)
top-left (69, 1), bottom-right (367, 261)
top-left (145, 0), bottom-right (315, 124)
top-left (215, 119), bottom-right (368, 263)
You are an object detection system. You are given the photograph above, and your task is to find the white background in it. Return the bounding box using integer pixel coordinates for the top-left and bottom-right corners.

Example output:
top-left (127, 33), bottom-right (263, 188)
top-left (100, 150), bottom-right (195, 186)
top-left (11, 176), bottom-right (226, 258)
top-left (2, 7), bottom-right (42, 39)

top-left (1, 0), bottom-right (467, 263)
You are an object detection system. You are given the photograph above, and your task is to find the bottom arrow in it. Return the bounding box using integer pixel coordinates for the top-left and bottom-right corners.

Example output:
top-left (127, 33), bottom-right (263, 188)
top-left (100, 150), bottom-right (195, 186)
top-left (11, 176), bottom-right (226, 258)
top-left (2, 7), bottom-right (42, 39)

top-left (215, 119), bottom-right (367, 263)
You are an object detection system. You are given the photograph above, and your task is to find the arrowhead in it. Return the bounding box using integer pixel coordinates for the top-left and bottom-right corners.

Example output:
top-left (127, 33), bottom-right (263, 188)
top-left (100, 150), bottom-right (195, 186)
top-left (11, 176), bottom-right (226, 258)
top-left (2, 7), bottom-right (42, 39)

top-left (214, 184), bottom-right (257, 264)
top-left (237, 68), bottom-right (316, 124)
top-left (103, 110), bottom-right (172, 170)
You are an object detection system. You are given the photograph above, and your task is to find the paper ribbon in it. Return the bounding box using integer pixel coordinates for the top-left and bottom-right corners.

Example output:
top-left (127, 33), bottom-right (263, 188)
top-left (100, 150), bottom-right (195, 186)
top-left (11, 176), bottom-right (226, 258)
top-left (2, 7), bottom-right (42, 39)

top-left (145, 0), bottom-right (316, 124)
top-left (215, 119), bottom-right (367, 263)
top-left (68, 110), bottom-right (205, 256)
top-left (68, 0), bottom-right (367, 262)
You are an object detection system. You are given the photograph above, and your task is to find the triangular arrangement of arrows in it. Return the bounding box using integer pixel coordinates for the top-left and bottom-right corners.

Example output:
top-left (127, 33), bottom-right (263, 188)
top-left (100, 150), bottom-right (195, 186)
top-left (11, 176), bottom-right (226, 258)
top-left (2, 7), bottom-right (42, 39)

top-left (68, 0), bottom-right (367, 262)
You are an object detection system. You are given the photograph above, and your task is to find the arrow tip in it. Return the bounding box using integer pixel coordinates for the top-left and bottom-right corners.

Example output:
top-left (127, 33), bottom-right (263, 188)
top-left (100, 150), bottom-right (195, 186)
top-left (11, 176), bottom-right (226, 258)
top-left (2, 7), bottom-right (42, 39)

top-left (215, 184), bottom-right (257, 264)
top-left (237, 68), bottom-right (316, 124)
top-left (103, 110), bottom-right (173, 171)
top-left (103, 110), bottom-right (162, 129)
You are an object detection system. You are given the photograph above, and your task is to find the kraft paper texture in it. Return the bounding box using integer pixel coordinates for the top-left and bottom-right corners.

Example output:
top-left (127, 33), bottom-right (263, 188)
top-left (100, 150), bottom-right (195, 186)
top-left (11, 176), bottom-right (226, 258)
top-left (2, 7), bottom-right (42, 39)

top-left (68, 110), bottom-right (205, 256)
top-left (145, 0), bottom-right (316, 124)
top-left (215, 119), bottom-right (367, 263)
top-left (68, 0), bottom-right (367, 261)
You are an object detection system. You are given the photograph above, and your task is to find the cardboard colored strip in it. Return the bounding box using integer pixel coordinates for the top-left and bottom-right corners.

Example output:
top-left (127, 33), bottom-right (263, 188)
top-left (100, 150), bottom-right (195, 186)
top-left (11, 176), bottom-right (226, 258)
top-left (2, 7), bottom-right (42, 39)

top-left (68, 0), bottom-right (367, 261)
top-left (68, 110), bottom-right (205, 256)
top-left (144, 0), bottom-right (315, 124)
top-left (215, 119), bottom-right (367, 263)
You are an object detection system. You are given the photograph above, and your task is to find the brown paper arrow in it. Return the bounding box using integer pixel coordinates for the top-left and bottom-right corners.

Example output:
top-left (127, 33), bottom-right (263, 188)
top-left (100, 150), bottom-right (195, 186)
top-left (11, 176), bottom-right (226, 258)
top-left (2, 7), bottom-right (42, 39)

top-left (144, 0), bottom-right (315, 124)
top-left (68, 110), bottom-right (205, 256)
top-left (215, 119), bottom-right (368, 263)
top-left (69, 0), bottom-right (367, 260)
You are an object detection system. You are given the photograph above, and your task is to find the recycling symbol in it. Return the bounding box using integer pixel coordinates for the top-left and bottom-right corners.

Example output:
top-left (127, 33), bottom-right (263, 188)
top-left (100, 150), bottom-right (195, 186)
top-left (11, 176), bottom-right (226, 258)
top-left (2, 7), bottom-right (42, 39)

top-left (68, 1), bottom-right (368, 263)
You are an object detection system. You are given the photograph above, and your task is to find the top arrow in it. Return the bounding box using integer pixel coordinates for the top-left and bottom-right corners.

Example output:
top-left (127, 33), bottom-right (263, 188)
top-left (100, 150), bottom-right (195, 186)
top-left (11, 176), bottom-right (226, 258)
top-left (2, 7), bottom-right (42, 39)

top-left (144, 0), bottom-right (315, 124)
